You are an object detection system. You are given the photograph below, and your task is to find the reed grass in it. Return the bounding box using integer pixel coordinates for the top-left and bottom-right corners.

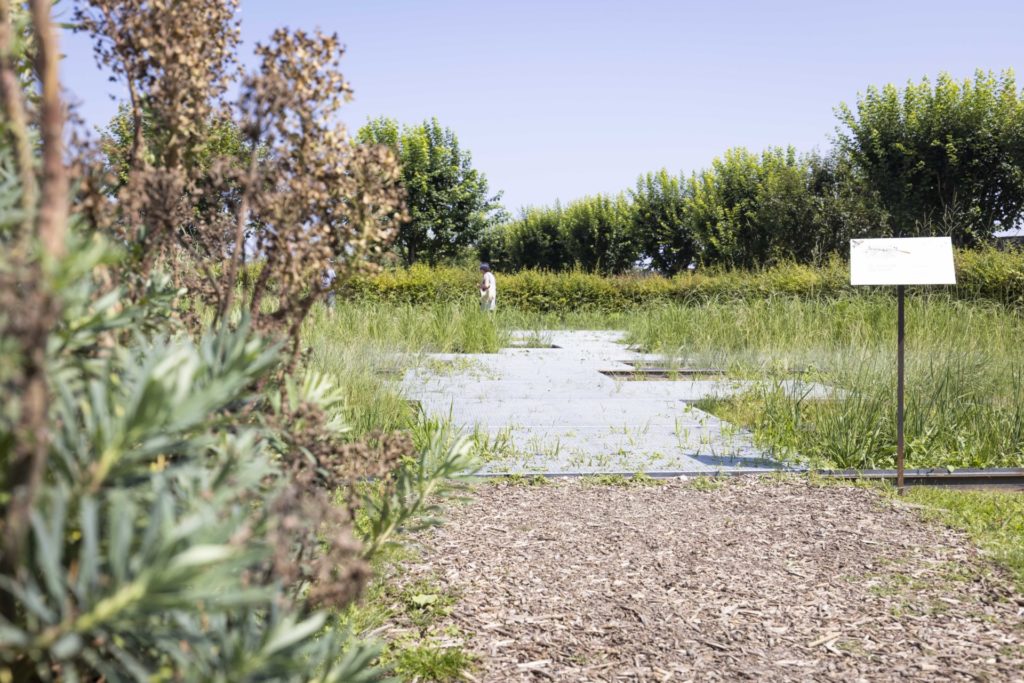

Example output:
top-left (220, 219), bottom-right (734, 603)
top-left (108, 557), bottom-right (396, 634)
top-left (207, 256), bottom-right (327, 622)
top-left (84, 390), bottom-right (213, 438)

top-left (628, 296), bottom-right (1024, 469)
top-left (302, 301), bottom-right (623, 437)
top-left (304, 294), bottom-right (1024, 470)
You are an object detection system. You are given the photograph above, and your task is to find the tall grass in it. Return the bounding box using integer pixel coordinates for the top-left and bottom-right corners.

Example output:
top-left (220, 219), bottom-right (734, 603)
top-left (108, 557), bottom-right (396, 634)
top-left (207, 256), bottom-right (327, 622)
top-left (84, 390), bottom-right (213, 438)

top-left (302, 301), bottom-right (624, 436)
top-left (303, 301), bottom-right (502, 435)
top-left (304, 295), bottom-right (1024, 470)
top-left (627, 296), bottom-right (1024, 469)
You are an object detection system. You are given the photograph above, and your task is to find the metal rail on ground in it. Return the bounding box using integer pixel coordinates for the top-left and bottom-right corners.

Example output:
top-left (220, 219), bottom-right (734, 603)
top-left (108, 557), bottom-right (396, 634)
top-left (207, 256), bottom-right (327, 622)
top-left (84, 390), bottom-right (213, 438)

top-left (474, 467), bottom-right (1024, 491)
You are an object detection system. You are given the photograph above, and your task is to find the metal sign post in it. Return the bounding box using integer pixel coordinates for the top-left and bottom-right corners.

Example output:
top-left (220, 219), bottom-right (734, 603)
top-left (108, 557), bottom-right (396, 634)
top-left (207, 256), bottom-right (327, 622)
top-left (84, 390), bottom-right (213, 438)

top-left (896, 284), bottom-right (905, 492)
top-left (850, 238), bottom-right (956, 494)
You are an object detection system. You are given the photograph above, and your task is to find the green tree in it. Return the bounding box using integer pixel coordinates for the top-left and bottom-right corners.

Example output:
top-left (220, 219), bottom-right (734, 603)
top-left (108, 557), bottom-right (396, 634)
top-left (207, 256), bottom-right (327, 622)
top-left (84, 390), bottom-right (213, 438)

top-left (100, 102), bottom-right (252, 188)
top-left (836, 70), bottom-right (1024, 245)
top-left (561, 193), bottom-right (639, 274)
top-left (806, 149), bottom-right (891, 255)
top-left (358, 117), bottom-right (501, 266)
top-left (687, 146), bottom-right (821, 268)
top-left (630, 169), bottom-right (695, 274)
top-left (480, 204), bottom-right (570, 271)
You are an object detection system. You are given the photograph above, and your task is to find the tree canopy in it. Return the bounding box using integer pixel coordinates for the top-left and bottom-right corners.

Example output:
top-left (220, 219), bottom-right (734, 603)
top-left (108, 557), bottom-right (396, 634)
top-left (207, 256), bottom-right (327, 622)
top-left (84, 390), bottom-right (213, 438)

top-left (836, 69), bottom-right (1024, 245)
top-left (630, 169), bottom-right (695, 275)
top-left (358, 117), bottom-right (501, 266)
top-left (100, 103), bottom-right (252, 188)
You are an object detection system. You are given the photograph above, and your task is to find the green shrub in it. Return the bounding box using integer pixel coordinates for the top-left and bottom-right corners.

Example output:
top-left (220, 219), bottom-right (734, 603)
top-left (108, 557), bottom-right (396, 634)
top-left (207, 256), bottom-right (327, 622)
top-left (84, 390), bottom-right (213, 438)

top-left (0, 235), bottom-right (477, 680)
top-left (341, 248), bottom-right (1024, 312)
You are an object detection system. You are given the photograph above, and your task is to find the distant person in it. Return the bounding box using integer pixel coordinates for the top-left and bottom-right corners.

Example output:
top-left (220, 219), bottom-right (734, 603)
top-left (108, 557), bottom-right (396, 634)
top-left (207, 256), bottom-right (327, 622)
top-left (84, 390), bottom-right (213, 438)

top-left (479, 263), bottom-right (497, 312)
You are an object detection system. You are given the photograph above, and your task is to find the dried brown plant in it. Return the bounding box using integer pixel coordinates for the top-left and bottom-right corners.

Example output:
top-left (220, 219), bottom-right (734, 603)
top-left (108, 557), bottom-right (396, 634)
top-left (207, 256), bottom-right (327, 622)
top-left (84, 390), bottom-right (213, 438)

top-left (75, 2), bottom-right (406, 358)
top-left (68, 0), bottom-right (414, 611)
top-left (4, 0), bottom-right (414, 631)
top-left (75, 0), bottom-right (239, 171)
top-left (234, 29), bottom-right (406, 351)
top-left (0, 0), bottom-right (67, 616)
top-left (263, 396), bottom-right (412, 608)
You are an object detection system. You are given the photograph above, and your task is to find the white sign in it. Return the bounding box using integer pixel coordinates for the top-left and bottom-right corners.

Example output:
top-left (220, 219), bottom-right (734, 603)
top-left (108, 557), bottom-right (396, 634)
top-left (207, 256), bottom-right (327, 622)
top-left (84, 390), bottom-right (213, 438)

top-left (850, 237), bottom-right (956, 286)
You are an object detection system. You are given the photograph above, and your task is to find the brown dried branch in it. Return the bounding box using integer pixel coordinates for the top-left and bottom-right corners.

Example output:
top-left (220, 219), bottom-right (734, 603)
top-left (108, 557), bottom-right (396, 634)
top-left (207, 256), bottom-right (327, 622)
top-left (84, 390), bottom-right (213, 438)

top-left (29, 0), bottom-right (65, 257)
top-left (1, 0), bottom-right (66, 617)
top-left (0, 0), bottom-right (36, 234)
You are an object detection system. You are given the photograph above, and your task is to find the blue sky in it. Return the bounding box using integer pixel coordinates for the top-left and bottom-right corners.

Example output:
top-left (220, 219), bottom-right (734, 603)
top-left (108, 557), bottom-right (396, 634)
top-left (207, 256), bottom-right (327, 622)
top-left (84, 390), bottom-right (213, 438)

top-left (61, 0), bottom-right (1024, 210)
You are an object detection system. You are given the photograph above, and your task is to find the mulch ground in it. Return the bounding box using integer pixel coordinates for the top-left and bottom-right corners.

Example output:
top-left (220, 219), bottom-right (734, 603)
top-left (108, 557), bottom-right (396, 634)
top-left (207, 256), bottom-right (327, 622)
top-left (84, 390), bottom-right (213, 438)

top-left (385, 478), bottom-right (1024, 682)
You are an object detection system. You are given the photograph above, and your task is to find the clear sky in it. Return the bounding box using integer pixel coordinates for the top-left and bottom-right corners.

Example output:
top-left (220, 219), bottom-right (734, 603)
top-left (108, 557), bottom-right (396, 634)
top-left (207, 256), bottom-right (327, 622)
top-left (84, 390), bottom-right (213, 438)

top-left (60, 0), bottom-right (1024, 211)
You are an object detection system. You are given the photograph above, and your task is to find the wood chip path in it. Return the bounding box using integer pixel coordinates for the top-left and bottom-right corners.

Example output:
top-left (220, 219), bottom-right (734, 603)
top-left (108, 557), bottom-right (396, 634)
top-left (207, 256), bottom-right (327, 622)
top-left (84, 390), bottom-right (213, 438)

top-left (388, 478), bottom-right (1024, 682)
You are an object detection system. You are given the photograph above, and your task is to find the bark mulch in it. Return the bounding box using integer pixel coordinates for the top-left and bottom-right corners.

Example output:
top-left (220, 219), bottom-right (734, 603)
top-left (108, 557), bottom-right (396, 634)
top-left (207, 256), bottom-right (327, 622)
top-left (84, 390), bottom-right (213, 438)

top-left (385, 477), bottom-right (1024, 682)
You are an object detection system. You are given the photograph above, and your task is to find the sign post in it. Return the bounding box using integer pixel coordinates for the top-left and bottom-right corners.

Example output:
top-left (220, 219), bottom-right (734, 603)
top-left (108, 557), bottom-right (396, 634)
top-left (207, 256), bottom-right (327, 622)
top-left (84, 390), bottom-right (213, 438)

top-left (850, 237), bottom-right (956, 494)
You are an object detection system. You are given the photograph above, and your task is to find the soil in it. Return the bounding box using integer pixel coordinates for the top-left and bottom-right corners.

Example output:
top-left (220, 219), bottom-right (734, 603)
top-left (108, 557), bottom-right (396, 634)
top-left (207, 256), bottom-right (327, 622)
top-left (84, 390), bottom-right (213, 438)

top-left (385, 477), bottom-right (1024, 682)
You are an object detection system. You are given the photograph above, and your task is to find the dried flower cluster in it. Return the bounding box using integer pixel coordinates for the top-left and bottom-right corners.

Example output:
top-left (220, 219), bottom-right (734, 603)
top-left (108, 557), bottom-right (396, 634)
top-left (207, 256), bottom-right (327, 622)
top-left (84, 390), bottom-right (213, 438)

top-left (75, 0), bottom-right (406, 352)
top-left (267, 431), bottom-right (417, 609)
top-left (76, 0), bottom-right (239, 167)
top-left (68, 0), bottom-right (411, 624)
top-left (264, 394), bottom-right (412, 608)
top-left (236, 28), bottom-right (406, 346)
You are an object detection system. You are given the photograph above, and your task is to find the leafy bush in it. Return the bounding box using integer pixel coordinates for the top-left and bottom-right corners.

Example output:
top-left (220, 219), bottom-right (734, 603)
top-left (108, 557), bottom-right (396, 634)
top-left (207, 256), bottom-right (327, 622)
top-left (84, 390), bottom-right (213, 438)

top-left (0, 234), bottom-right (475, 680)
top-left (341, 248), bottom-right (1024, 312)
top-left (481, 194), bottom-right (641, 275)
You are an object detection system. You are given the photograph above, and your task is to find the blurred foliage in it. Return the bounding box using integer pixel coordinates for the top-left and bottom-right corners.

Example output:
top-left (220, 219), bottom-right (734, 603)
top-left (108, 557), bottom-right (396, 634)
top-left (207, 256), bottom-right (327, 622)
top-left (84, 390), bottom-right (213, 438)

top-left (1, 1), bottom-right (474, 680)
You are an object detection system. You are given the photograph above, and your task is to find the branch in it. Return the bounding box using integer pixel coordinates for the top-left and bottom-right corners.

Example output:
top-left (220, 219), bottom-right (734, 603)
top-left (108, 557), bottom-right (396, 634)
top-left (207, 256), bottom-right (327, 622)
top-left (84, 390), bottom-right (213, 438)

top-left (218, 141), bottom-right (259, 324)
top-left (0, 0), bottom-right (37, 234)
top-left (29, 0), bottom-right (66, 257)
top-left (1, 0), bottom-right (66, 620)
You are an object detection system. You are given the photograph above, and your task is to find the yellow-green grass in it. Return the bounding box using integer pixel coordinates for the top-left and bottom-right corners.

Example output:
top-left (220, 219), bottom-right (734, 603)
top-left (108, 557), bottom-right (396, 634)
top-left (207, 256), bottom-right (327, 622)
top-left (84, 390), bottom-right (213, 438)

top-left (303, 295), bottom-right (1024, 470)
top-left (634, 296), bottom-right (1024, 470)
top-left (905, 487), bottom-right (1024, 590)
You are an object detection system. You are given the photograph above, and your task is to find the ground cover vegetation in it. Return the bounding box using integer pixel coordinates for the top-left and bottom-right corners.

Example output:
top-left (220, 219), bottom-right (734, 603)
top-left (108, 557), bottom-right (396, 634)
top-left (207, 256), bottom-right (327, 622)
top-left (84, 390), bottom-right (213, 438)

top-left (631, 296), bottom-right (1024, 471)
top-left (903, 486), bottom-right (1024, 589)
top-left (0, 1), bottom-right (476, 680)
top-left (313, 285), bottom-right (1024, 475)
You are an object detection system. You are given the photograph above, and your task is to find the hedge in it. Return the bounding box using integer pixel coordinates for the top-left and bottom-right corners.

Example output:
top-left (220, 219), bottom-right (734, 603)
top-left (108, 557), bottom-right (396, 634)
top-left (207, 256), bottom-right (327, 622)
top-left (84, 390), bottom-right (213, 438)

top-left (338, 247), bottom-right (1024, 312)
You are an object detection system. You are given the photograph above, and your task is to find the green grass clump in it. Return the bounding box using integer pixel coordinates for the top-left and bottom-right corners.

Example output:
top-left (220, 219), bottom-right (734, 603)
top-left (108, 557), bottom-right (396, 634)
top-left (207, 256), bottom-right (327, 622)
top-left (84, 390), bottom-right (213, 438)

top-left (488, 474), bottom-right (550, 486)
top-left (398, 577), bottom-right (459, 632)
top-left (390, 644), bottom-right (476, 682)
top-left (904, 487), bottom-right (1024, 590)
top-left (581, 472), bottom-right (664, 487)
top-left (338, 554), bottom-right (474, 681)
top-left (688, 475), bottom-right (727, 492)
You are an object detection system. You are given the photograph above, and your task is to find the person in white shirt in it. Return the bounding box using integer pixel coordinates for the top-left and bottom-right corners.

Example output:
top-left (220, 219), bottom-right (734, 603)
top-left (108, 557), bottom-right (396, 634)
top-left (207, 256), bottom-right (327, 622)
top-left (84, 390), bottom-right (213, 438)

top-left (479, 263), bottom-right (497, 312)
